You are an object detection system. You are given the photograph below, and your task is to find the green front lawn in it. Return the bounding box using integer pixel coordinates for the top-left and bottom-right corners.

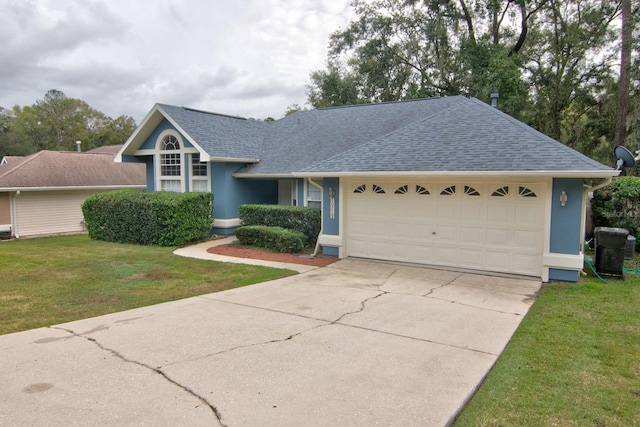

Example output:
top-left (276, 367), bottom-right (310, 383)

top-left (454, 269), bottom-right (640, 426)
top-left (0, 235), bottom-right (295, 335)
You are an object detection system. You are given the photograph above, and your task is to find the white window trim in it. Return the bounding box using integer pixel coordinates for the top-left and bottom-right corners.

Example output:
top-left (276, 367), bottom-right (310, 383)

top-left (189, 153), bottom-right (211, 192)
top-left (155, 130), bottom-right (186, 192)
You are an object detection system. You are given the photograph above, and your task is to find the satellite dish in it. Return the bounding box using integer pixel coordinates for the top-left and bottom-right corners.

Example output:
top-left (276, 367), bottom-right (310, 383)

top-left (614, 145), bottom-right (638, 170)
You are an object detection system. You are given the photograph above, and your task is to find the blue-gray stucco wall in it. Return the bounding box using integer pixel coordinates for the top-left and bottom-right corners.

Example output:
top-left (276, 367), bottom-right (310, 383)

top-left (322, 178), bottom-right (340, 257)
top-left (548, 178), bottom-right (584, 282)
top-left (211, 162), bottom-right (278, 220)
top-left (140, 119), bottom-right (193, 150)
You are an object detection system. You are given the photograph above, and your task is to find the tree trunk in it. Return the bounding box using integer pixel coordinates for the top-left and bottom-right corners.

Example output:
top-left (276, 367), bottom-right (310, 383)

top-left (614, 0), bottom-right (632, 147)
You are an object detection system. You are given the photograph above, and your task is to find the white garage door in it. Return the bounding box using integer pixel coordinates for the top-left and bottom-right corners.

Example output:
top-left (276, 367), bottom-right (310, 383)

top-left (15, 190), bottom-right (105, 237)
top-left (345, 180), bottom-right (547, 277)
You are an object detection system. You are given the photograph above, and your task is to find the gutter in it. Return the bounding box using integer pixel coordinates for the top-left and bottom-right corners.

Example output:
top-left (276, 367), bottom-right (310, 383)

top-left (292, 170), bottom-right (618, 179)
top-left (307, 178), bottom-right (323, 257)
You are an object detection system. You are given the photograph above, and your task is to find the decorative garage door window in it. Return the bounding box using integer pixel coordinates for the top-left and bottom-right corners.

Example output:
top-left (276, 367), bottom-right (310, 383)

top-left (395, 185), bottom-right (408, 194)
top-left (491, 186), bottom-right (509, 197)
top-left (440, 185), bottom-right (456, 195)
top-left (416, 185), bottom-right (430, 195)
top-left (464, 185), bottom-right (480, 196)
top-left (354, 184), bottom-right (366, 193)
top-left (519, 186), bottom-right (537, 197)
top-left (353, 184), bottom-right (386, 194)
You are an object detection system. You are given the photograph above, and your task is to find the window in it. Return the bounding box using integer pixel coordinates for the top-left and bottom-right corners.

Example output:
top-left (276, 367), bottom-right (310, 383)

top-left (519, 186), bottom-right (537, 198)
top-left (464, 185), bottom-right (480, 196)
top-left (440, 185), bottom-right (456, 195)
top-left (353, 184), bottom-right (366, 194)
top-left (159, 134), bottom-right (182, 192)
top-left (191, 154), bottom-right (209, 192)
top-left (416, 185), bottom-right (430, 195)
top-left (155, 132), bottom-right (209, 193)
top-left (307, 184), bottom-right (321, 208)
top-left (395, 185), bottom-right (408, 194)
top-left (491, 186), bottom-right (509, 197)
top-left (372, 184), bottom-right (385, 194)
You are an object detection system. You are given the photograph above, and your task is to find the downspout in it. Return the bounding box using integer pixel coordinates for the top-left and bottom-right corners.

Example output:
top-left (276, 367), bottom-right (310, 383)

top-left (308, 178), bottom-right (323, 257)
top-left (579, 177), bottom-right (613, 272)
top-left (12, 190), bottom-right (20, 238)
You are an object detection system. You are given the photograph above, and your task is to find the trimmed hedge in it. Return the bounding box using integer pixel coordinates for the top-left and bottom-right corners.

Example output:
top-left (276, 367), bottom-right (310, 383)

top-left (239, 204), bottom-right (320, 245)
top-left (82, 190), bottom-right (213, 246)
top-left (592, 176), bottom-right (640, 247)
top-left (235, 225), bottom-right (307, 253)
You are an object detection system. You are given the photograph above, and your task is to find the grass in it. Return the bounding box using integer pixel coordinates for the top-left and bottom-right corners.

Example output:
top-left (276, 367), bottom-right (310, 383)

top-left (453, 258), bottom-right (640, 427)
top-left (0, 234), bottom-right (295, 335)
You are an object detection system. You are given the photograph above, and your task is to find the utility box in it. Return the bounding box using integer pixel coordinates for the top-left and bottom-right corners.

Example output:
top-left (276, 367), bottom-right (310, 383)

top-left (594, 227), bottom-right (629, 278)
top-left (625, 235), bottom-right (636, 260)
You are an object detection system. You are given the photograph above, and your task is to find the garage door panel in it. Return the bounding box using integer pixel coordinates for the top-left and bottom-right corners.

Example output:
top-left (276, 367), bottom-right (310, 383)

top-left (512, 254), bottom-right (542, 275)
top-left (514, 205), bottom-right (542, 226)
top-left (485, 251), bottom-right (512, 271)
top-left (346, 180), bottom-right (545, 277)
top-left (460, 226), bottom-right (485, 245)
top-left (513, 229), bottom-right (542, 250)
top-left (433, 247), bottom-right (458, 265)
top-left (486, 228), bottom-right (512, 246)
top-left (459, 249), bottom-right (485, 268)
top-left (487, 204), bottom-right (513, 224)
top-left (433, 225), bottom-right (457, 242)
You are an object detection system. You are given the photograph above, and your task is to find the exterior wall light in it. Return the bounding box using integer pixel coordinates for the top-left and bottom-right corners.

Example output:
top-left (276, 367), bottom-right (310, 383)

top-left (329, 188), bottom-right (335, 198)
top-left (560, 190), bottom-right (568, 207)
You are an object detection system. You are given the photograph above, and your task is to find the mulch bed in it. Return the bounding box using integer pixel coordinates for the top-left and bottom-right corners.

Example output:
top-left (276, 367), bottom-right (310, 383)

top-left (207, 244), bottom-right (339, 267)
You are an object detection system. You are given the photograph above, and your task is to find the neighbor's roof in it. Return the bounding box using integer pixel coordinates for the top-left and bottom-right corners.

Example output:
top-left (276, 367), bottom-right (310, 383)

top-left (119, 96), bottom-right (616, 178)
top-left (85, 144), bottom-right (124, 154)
top-left (0, 150), bottom-right (146, 190)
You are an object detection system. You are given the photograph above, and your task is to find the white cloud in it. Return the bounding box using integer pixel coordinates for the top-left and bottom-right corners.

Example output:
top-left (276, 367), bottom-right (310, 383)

top-left (0, 0), bottom-right (352, 122)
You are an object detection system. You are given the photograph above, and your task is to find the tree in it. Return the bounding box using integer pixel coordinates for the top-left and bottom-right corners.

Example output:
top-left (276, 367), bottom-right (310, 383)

top-left (307, 0), bottom-right (555, 116)
top-left (614, 0), bottom-right (633, 147)
top-left (0, 90), bottom-right (137, 156)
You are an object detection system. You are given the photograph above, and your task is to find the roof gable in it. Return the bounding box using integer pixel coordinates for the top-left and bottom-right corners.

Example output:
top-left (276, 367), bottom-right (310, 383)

top-left (117, 103), bottom-right (266, 162)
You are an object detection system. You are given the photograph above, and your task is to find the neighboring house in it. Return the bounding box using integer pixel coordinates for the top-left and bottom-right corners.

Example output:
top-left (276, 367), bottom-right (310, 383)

top-left (0, 147), bottom-right (146, 238)
top-left (116, 96), bottom-right (618, 282)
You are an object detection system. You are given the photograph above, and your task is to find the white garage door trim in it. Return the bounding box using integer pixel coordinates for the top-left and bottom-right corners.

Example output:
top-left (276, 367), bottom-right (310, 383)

top-left (14, 190), bottom-right (105, 237)
top-left (344, 179), bottom-right (549, 277)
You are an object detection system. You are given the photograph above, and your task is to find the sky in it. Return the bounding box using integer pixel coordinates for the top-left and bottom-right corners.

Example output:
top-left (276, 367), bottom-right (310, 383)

top-left (0, 0), bottom-right (353, 123)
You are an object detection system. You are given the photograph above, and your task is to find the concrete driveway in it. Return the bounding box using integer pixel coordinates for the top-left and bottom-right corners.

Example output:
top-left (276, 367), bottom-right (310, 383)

top-left (0, 259), bottom-right (541, 426)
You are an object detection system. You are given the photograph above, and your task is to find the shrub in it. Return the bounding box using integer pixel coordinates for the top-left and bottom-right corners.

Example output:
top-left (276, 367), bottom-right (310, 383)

top-left (239, 204), bottom-right (321, 245)
top-left (82, 190), bottom-right (213, 246)
top-left (235, 225), bottom-right (307, 253)
top-left (592, 176), bottom-right (640, 246)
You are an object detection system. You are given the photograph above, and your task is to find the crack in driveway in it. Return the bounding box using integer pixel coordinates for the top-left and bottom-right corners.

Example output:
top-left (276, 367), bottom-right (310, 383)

top-left (52, 326), bottom-right (227, 427)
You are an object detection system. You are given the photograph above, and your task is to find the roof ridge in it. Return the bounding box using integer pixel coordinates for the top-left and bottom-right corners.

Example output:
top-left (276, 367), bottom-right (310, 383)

top-left (0, 150), bottom-right (45, 180)
top-left (301, 97), bottom-right (468, 172)
top-left (316, 95), bottom-right (461, 112)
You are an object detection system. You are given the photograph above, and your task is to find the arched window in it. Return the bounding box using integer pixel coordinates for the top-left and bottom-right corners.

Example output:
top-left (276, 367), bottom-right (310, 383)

top-left (158, 133), bottom-right (183, 192)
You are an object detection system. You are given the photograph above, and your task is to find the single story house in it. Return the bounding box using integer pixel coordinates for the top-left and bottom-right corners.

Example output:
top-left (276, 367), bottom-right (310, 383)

top-left (0, 147), bottom-right (146, 238)
top-left (116, 96), bottom-right (618, 282)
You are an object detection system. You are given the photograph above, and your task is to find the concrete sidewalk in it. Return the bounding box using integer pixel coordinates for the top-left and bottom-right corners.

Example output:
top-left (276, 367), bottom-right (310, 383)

top-left (0, 258), bottom-right (541, 426)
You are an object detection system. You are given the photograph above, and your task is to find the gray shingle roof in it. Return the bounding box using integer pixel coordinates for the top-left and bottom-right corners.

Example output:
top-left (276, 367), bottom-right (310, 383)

top-left (158, 104), bottom-right (266, 160)
top-left (154, 96), bottom-right (612, 176)
top-left (300, 97), bottom-right (610, 173)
